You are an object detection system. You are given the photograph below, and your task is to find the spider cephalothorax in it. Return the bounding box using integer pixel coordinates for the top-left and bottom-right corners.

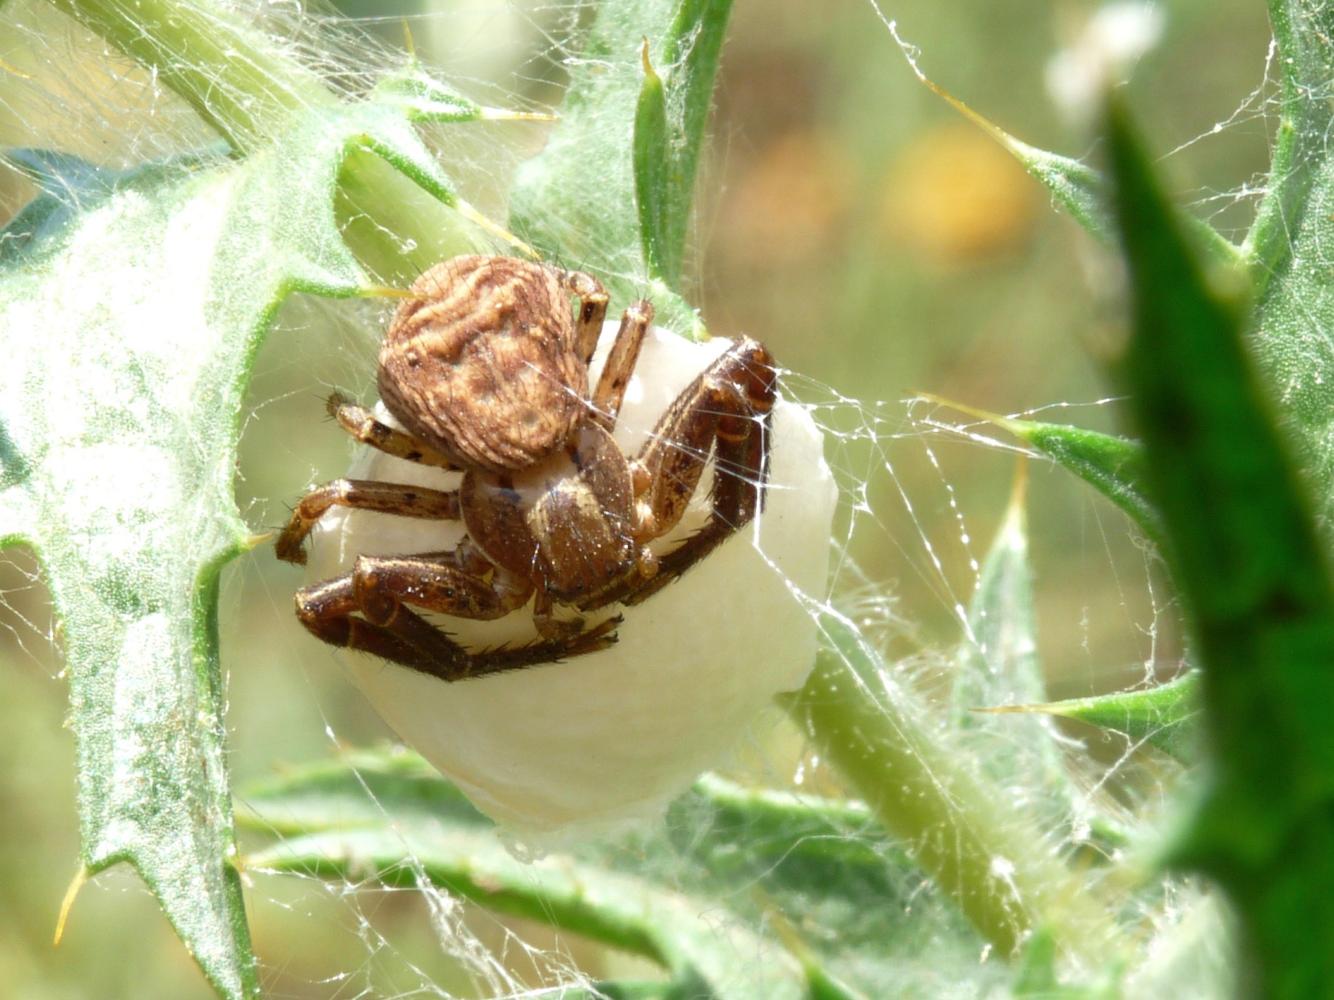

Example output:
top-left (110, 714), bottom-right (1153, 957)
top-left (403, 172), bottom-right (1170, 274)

top-left (276, 255), bottom-right (776, 681)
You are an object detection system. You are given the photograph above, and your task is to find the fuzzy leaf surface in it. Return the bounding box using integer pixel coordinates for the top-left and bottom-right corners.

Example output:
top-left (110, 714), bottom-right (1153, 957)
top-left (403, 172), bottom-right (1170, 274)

top-left (0, 93), bottom-right (470, 998)
top-left (238, 747), bottom-right (991, 998)
top-left (1002, 671), bottom-right (1200, 762)
top-left (633, 0), bottom-right (734, 291)
top-left (510, 0), bottom-right (703, 335)
top-left (952, 470), bottom-right (1080, 825)
top-left (1006, 417), bottom-right (1163, 545)
top-left (1245, 1), bottom-right (1334, 525)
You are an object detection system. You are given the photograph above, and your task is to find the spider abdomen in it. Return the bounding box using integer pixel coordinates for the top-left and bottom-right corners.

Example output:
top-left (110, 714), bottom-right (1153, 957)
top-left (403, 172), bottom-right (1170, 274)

top-left (378, 255), bottom-right (589, 473)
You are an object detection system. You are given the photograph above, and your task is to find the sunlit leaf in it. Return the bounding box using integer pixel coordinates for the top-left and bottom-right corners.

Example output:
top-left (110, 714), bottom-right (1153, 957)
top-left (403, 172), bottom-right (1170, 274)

top-left (0, 92), bottom-right (480, 999)
top-left (633, 0), bottom-right (734, 291)
top-left (1242, 2), bottom-right (1334, 529)
top-left (510, 0), bottom-right (705, 335)
top-left (242, 752), bottom-right (824, 1000)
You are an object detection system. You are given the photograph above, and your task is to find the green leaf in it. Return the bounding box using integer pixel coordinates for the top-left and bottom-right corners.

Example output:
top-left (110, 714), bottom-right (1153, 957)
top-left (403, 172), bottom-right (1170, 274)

top-left (1012, 928), bottom-right (1121, 999)
top-left (1245, 2), bottom-right (1334, 292)
top-left (1107, 94), bottom-right (1334, 996)
top-left (955, 466), bottom-right (1045, 715)
top-left (254, 827), bottom-right (811, 998)
top-left (0, 94), bottom-right (483, 1000)
top-left (510, 0), bottom-right (709, 336)
top-left (953, 466), bottom-right (1082, 821)
top-left (240, 753), bottom-right (808, 1000)
top-left (989, 671), bottom-right (1200, 762)
top-left (633, 0), bottom-right (734, 291)
top-left (920, 396), bottom-right (1162, 546)
top-left (239, 748), bottom-right (992, 997)
top-left (1003, 134), bottom-right (1237, 266)
top-left (1242, 2), bottom-right (1334, 529)
top-left (1004, 417), bottom-right (1162, 546)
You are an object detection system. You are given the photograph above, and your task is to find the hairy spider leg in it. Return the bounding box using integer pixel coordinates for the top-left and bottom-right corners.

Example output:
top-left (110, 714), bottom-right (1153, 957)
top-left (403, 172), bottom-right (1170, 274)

top-left (589, 300), bottom-right (655, 431)
top-left (327, 392), bottom-right (462, 470)
top-left (562, 269), bottom-right (610, 365)
top-left (274, 479), bottom-right (462, 564)
top-left (602, 339), bottom-right (777, 607)
top-left (294, 554), bottom-right (622, 681)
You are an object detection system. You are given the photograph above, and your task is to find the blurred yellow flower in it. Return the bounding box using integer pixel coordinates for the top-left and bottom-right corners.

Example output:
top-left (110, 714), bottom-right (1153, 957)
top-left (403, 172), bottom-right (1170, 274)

top-left (881, 122), bottom-right (1036, 264)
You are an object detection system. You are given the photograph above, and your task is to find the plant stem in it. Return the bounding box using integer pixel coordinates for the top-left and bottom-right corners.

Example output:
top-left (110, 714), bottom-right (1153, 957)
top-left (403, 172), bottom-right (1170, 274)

top-left (46, 0), bottom-right (331, 151)
top-left (49, 0), bottom-right (486, 281)
top-left (783, 615), bottom-right (1125, 969)
top-left (1244, 1), bottom-right (1334, 297)
top-left (333, 148), bottom-right (478, 284)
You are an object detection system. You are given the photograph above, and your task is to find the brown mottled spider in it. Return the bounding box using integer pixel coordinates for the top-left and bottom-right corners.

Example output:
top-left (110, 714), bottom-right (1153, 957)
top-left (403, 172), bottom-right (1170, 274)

top-left (276, 255), bottom-right (776, 681)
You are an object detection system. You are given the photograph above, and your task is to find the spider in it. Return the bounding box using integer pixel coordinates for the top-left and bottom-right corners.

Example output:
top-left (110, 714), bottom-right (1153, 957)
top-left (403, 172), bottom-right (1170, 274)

top-left (276, 255), bottom-right (777, 681)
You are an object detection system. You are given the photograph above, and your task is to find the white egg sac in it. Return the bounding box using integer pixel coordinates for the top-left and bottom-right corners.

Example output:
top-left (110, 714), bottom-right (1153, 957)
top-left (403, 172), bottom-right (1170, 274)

top-left (304, 323), bottom-right (837, 834)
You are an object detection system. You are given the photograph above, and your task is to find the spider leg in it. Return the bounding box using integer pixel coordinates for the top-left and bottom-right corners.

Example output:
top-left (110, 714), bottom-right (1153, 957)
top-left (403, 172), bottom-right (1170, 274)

top-left (327, 392), bottom-right (462, 470)
top-left (562, 269), bottom-right (610, 365)
top-left (533, 587), bottom-right (586, 640)
top-left (603, 339), bottom-right (777, 607)
top-left (294, 553), bottom-right (621, 681)
top-left (589, 300), bottom-right (654, 432)
top-left (275, 479), bottom-right (461, 565)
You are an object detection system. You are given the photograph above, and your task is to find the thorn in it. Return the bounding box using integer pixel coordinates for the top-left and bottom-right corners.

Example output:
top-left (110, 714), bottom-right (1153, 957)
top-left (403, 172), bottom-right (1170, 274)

top-left (1004, 456), bottom-right (1030, 534)
top-left (0, 56), bottom-right (32, 80)
top-left (970, 703), bottom-right (1043, 715)
top-left (401, 18), bottom-right (417, 61)
top-left (455, 201), bottom-right (539, 259)
top-left (358, 284), bottom-right (415, 300)
top-left (479, 107), bottom-right (558, 123)
top-left (640, 37), bottom-right (657, 79)
top-left (243, 531), bottom-right (275, 551)
top-left (909, 390), bottom-right (1014, 428)
top-left (53, 866), bottom-right (89, 946)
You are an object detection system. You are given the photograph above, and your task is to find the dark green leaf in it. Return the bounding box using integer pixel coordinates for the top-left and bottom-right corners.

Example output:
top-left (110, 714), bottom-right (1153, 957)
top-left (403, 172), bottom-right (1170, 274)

top-left (1107, 94), bottom-right (1334, 997)
top-left (634, 43), bottom-right (674, 284)
top-left (634, 0), bottom-right (734, 291)
top-left (1243, 3), bottom-right (1334, 527)
top-left (1245, 2), bottom-right (1334, 290)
